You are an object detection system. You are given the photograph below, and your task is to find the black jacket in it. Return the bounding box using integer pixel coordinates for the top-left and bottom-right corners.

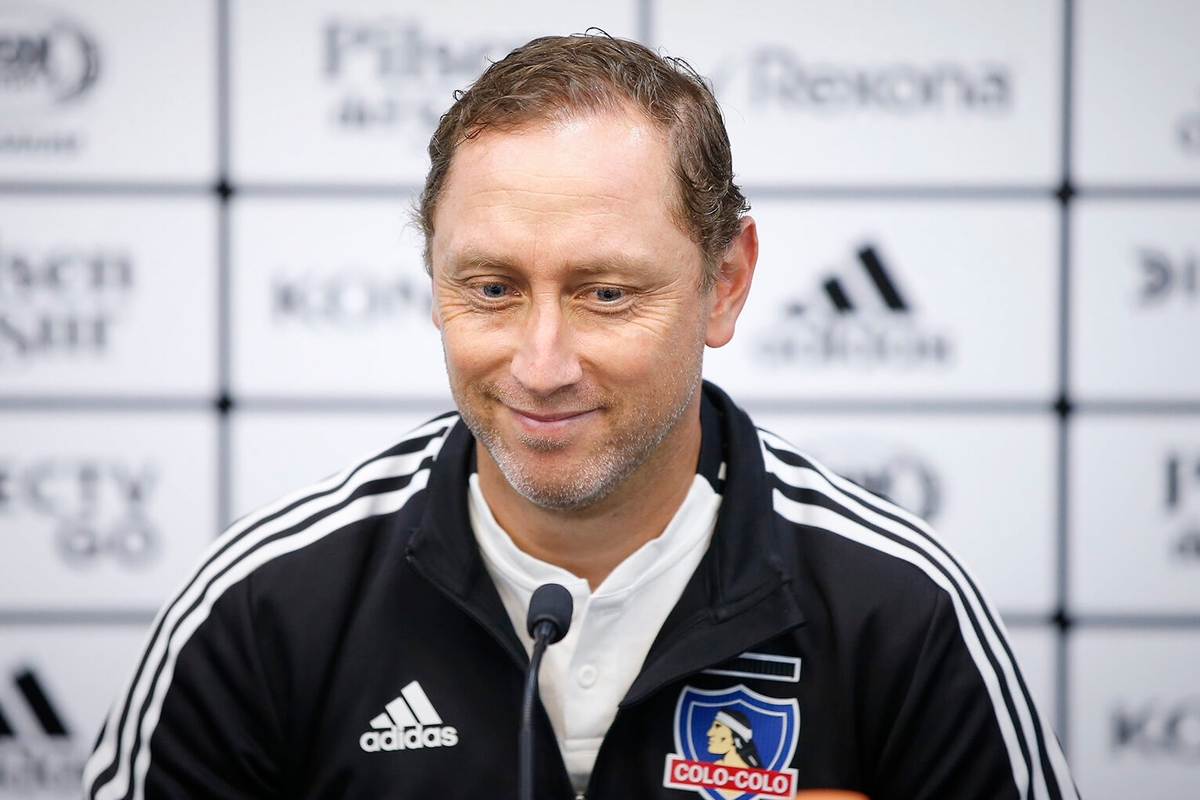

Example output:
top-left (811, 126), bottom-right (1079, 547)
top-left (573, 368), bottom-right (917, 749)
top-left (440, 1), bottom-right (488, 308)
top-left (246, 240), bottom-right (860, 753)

top-left (84, 383), bottom-right (1078, 799)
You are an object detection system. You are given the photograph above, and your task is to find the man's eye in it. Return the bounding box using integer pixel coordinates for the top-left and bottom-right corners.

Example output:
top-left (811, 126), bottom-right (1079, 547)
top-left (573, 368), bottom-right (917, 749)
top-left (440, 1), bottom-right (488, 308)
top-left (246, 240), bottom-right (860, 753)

top-left (479, 283), bottom-right (508, 298)
top-left (593, 287), bottom-right (624, 302)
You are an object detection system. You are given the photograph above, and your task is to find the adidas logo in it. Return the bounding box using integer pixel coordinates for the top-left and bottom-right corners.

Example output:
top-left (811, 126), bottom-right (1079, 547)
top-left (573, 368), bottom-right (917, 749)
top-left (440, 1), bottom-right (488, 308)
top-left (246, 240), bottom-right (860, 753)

top-left (789, 244), bottom-right (912, 318)
top-left (358, 681), bottom-right (458, 752)
top-left (759, 243), bottom-right (953, 367)
top-left (0, 668), bottom-right (69, 741)
top-left (0, 667), bottom-right (87, 794)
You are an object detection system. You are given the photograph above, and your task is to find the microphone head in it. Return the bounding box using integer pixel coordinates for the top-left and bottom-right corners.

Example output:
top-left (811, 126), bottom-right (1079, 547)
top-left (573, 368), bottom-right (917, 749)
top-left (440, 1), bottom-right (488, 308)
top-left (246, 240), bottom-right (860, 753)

top-left (526, 583), bottom-right (573, 644)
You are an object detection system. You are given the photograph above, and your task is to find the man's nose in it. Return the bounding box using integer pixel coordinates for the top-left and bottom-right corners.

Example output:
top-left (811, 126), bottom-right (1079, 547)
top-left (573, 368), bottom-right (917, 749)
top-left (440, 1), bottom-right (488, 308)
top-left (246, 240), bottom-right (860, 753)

top-left (510, 298), bottom-right (583, 397)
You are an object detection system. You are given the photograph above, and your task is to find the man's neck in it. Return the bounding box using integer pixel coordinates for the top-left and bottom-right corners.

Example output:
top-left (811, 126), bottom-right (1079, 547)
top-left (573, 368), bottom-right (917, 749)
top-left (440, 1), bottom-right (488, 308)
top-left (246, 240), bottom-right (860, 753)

top-left (474, 410), bottom-right (703, 590)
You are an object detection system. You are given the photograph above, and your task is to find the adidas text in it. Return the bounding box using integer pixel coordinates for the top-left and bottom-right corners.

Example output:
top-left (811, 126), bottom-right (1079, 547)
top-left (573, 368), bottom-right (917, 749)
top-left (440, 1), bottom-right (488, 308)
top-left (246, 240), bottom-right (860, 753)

top-left (359, 725), bottom-right (458, 752)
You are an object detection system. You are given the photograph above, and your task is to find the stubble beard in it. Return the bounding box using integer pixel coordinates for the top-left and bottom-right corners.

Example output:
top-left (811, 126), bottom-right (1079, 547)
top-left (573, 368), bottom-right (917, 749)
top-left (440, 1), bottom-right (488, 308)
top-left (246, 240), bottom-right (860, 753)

top-left (455, 373), bottom-right (701, 511)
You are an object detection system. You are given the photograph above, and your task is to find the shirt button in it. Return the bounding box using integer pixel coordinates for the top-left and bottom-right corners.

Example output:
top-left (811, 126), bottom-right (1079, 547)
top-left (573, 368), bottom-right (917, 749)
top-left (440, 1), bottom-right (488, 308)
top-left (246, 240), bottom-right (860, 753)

top-left (577, 665), bottom-right (597, 688)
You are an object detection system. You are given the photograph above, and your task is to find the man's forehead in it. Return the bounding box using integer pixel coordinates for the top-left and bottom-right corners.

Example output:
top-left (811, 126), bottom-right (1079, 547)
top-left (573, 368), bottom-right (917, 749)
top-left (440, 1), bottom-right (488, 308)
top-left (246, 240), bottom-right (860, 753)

top-left (449, 104), bottom-right (670, 175)
top-left (430, 106), bottom-right (690, 251)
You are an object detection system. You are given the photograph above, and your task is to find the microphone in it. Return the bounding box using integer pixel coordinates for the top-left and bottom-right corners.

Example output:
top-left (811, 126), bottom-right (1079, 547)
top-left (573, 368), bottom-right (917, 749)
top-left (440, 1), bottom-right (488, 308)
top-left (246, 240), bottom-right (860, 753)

top-left (520, 583), bottom-right (573, 800)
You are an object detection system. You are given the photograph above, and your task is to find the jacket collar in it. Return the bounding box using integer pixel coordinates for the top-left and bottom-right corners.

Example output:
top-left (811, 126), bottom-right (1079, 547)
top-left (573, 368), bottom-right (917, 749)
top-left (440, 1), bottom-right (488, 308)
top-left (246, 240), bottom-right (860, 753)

top-left (405, 381), bottom-right (806, 695)
top-left (625, 383), bottom-right (806, 705)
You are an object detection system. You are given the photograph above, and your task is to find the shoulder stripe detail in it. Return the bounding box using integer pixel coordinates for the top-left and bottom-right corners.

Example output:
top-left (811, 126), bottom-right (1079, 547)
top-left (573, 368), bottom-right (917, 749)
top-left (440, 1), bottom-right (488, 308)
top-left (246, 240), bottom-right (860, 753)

top-left (83, 418), bottom-right (456, 800)
top-left (758, 430), bottom-right (1076, 800)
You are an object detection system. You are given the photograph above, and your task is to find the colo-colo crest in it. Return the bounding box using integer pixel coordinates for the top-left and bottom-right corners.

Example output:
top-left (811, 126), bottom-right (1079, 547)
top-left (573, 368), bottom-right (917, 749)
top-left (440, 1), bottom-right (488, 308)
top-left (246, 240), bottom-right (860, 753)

top-left (663, 684), bottom-right (799, 800)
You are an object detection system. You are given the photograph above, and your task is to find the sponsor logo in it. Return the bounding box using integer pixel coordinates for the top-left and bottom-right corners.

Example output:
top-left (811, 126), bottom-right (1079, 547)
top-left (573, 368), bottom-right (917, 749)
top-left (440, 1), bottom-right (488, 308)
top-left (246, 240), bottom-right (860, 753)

top-left (0, 3), bottom-right (101, 157)
top-left (711, 47), bottom-right (1011, 115)
top-left (1178, 92), bottom-right (1200, 155)
top-left (0, 238), bottom-right (133, 368)
top-left (322, 18), bottom-right (519, 148)
top-left (663, 684), bottom-right (799, 800)
top-left (1137, 246), bottom-right (1198, 307)
top-left (0, 4), bottom-right (99, 107)
top-left (359, 680), bottom-right (458, 753)
top-left (1164, 452), bottom-right (1200, 563)
top-left (757, 243), bottom-right (954, 369)
top-left (0, 667), bottom-right (86, 795)
top-left (272, 271), bottom-right (431, 328)
top-left (0, 458), bottom-right (159, 567)
top-left (1112, 698), bottom-right (1200, 762)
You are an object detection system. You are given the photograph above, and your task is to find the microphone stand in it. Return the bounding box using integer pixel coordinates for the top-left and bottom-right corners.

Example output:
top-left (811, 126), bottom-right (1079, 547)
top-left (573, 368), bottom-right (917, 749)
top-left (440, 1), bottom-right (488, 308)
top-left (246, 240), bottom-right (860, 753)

top-left (520, 583), bottom-right (573, 800)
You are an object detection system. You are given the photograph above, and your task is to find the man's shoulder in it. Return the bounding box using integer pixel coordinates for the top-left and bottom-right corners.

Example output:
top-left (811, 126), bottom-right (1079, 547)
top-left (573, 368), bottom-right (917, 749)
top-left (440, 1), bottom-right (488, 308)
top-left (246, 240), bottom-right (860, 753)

top-left (707, 383), bottom-right (956, 604)
top-left (206, 413), bottom-right (464, 596)
top-left (751, 424), bottom-right (968, 609)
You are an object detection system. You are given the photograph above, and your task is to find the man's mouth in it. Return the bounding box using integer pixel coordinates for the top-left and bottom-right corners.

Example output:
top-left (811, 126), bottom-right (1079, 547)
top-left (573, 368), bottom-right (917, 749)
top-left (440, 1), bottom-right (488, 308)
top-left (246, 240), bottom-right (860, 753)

top-left (506, 406), bottom-right (598, 431)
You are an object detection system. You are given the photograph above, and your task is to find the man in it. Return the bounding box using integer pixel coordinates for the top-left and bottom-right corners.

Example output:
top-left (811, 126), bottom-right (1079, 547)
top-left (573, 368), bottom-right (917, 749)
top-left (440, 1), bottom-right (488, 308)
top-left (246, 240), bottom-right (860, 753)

top-left (84, 34), bottom-right (1078, 799)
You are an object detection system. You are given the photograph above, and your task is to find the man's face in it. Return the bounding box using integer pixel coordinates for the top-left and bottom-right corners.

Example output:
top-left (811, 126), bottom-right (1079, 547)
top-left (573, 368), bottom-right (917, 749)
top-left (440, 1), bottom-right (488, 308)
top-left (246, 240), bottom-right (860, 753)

top-left (429, 109), bottom-right (721, 510)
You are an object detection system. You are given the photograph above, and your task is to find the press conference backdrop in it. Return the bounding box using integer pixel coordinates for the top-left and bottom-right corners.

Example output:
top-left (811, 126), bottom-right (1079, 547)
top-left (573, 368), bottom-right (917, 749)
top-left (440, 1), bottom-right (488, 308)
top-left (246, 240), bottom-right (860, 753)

top-left (0, 0), bottom-right (1197, 796)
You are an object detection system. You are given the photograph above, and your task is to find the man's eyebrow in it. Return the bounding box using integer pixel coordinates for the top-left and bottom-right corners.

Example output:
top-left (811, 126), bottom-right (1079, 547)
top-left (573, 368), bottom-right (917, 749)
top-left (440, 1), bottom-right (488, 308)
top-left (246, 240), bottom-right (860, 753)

top-left (569, 256), bottom-right (650, 275)
top-left (443, 247), bottom-right (652, 276)
top-left (441, 247), bottom-right (513, 274)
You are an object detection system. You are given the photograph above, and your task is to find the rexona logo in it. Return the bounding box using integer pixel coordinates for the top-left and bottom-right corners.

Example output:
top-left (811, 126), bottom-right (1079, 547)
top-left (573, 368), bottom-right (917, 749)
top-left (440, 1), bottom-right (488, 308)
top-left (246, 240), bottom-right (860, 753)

top-left (811, 440), bottom-right (942, 522)
top-left (1178, 92), bottom-right (1200, 155)
top-left (0, 3), bottom-right (100, 156)
top-left (0, 458), bottom-right (159, 567)
top-left (1137, 246), bottom-right (1198, 307)
top-left (322, 18), bottom-right (520, 148)
top-left (757, 244), bottom-right (954, 369)
top-left (1163, 451), bottom-right (1200, 563)
top-left (0, 667), bottom-right (86, 796)
top-left (272, 271), bottom-right (431, 328)
top-left (1112, 697), bottom-right (1200, 762)
top-left (0, 238), bottom-right (134, 369)
top-left (711, 47), bottom-right (1011, 115)
top-left (359, 680), bottom-right (458, 752)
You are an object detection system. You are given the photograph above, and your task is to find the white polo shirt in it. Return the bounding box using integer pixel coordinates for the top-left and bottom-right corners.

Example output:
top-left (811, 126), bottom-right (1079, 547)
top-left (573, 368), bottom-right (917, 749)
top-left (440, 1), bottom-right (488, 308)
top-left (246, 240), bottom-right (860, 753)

top-left (469, 472), bottom-right (721, 792)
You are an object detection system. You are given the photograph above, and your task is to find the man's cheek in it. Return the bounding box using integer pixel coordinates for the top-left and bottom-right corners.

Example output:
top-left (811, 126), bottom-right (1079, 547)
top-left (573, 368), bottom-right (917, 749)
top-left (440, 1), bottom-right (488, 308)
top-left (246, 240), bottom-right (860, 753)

top-left (442, 338), bottom-right (505, 388)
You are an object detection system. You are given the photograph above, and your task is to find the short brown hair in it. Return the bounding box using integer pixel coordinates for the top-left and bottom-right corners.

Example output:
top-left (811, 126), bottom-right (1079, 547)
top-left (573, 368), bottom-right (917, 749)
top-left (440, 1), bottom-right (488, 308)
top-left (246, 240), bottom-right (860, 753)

top-left (416, 32), bottom-right (749, 288)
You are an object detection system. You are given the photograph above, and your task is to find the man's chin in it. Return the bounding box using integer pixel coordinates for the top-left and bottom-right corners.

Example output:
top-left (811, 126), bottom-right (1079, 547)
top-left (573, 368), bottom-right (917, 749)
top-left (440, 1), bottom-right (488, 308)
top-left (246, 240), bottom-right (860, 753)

top-left (510, 432), bottom-right (577, 454)
top-left (487, 445), bottom-right (624, 510)
top-left (505, 471), bottom-right (616, 511)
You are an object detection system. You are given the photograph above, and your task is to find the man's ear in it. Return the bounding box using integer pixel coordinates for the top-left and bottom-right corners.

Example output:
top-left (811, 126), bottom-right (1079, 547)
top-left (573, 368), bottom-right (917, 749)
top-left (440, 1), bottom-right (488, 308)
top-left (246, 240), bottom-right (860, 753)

top-left (705, 216), bottom-right (758, 348)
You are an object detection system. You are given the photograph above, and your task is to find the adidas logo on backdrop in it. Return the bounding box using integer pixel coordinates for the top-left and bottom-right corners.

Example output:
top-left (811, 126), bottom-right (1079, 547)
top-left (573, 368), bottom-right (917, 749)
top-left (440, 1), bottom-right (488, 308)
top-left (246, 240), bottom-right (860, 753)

top-left (759, 243), bottom-right (954, 368)
top-left (0, 667), bottom-right (87, 794)
top-left (359, 681), bottom-right (458, 752)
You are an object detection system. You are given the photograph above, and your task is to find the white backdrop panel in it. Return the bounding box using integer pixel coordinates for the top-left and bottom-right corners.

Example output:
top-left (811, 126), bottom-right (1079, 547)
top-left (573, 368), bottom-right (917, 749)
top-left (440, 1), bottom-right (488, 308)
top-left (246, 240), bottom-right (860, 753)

top-left (0, 0), bottom-right (216, 182)
top-left (1, 2), bottom-right (1198, 791)
top-left (230, 410), bottom-right (445, 523)
top-left (703, 199), bottom-right (1058, 400)
top-left (1071, 200), bottom-right (1200, 401)
top-left (0, 412), bottom-right (217, 611)
top-left (1070, 416), bottom-right (1200, 614)
top-left (1070, 630), bottom-right (1200, 800)
top-left (0, 196), bottom-right (218, 396)
top-left (1074, 0), bottom-right (1200, 185)
top-left (0, 626), bottom-right (151, 800)
top-left (751, 411), bottom-right (1057, 614)
top-left (230, 0), bottom-right (638, 185)
top-left (231, 196), bottom-right (449, 399)
top-left (654, 0), bottom-right (1060, 186)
